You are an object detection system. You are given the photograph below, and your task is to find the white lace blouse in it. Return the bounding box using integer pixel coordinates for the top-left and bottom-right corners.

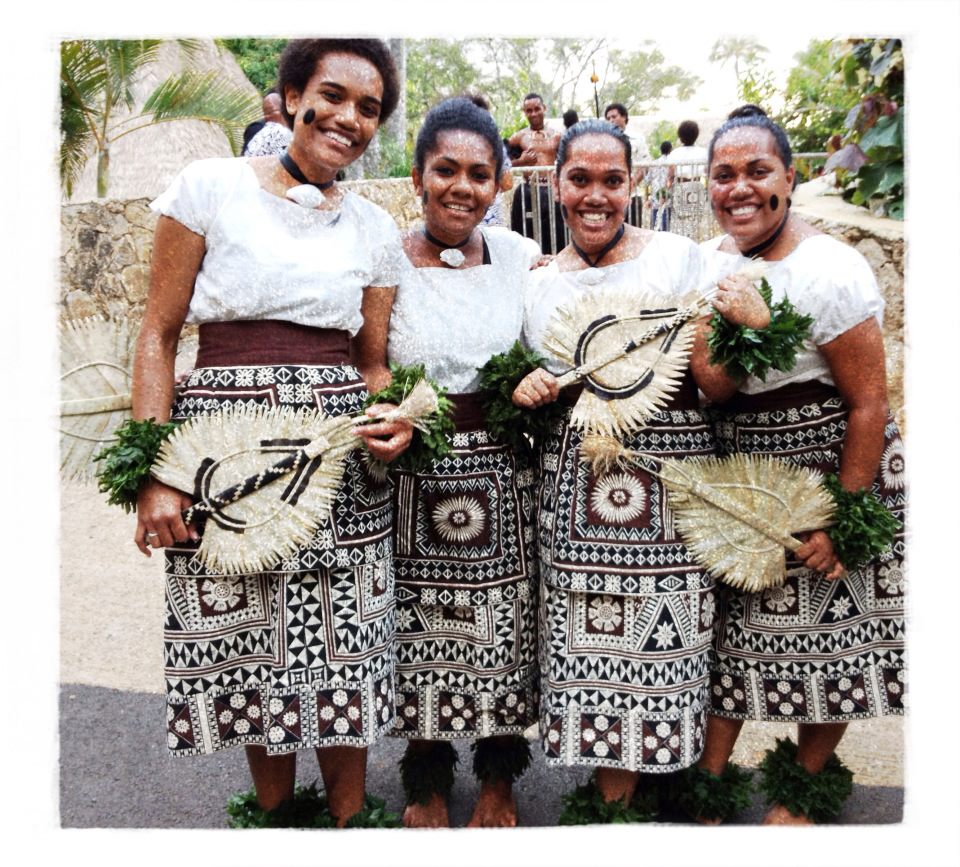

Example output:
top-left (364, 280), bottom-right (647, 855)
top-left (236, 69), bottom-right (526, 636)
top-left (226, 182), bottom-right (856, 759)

top-left (388, 227), bottom-right (541, 393)
top-left (524, 230), bottom-right (708, 375)
top-left (700, 234), bottom-right (884, 394)
top-left (150, 157), bottom-right (402, 336)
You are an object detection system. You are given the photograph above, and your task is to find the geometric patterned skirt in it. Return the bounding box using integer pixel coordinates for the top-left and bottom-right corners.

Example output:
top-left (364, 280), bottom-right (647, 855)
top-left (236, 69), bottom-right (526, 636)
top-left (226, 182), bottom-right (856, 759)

top-left (388, 395), bottom-right (538, 740)
top-left (537, 404), bottom-right (718, 772)
top-left (708, 382), bottom-right (906, 722)
top-left (162, 342), bottom-right (395, 756)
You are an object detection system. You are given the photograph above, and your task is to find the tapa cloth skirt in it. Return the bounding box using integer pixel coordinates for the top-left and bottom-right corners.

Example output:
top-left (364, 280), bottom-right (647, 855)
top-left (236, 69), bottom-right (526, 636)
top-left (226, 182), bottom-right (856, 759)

top-left (536, 397), bottom-right (718, 772)
top-left (388, 393), bottom-right (539, 740)
top-left (162, 322), bottom-right (396, 756)
top-left (707, 381), bottom-right (906, 722)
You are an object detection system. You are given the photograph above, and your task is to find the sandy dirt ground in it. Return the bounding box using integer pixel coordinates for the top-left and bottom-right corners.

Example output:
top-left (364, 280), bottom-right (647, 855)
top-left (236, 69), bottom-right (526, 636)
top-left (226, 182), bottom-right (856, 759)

top-left (60, 478), bottom-right (905, 787)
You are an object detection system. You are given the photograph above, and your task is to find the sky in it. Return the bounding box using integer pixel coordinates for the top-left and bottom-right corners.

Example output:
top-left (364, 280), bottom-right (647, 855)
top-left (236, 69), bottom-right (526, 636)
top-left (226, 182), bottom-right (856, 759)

top-left (6, 1), bottom-right (960, 866)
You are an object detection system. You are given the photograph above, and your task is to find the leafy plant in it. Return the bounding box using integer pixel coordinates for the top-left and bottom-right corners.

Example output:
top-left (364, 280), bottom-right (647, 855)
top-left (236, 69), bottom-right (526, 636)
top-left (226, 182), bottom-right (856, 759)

top-left (757, 738), bottom-right (852, 823)
top-left (60, 39), bottom-right (260, 198)
top-left (94, 417), bottom-right (179, 512)
top-left (558, 776), bottom-right (659, 825)
top-left (476, 341), bottom-right (566, 455)
top-left (707, 278), bottom-right (814, 382)
top-left (824, 39), bottom-right (904, 219)
top-left (823, 474), bottom-right (900, 569)
top-left (219, 38), bottom-right (287, 94)
top-left (364, 362), bottom-right (455, 472)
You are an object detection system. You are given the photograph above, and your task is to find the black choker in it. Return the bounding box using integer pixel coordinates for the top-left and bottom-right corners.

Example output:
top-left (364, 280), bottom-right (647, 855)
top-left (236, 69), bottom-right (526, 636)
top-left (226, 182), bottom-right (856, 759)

top-left (280, 151), bottom-right (334, 191)
top-left (423, 228), bottom-right (471, 249)
top-left (739, 210), bottom-right (790, 259)
top-left (572, 224), bottom-right (625, 268)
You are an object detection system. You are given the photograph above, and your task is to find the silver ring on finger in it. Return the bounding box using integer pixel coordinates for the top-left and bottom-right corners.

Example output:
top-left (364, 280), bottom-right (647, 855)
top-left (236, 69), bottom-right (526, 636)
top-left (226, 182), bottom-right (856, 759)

top-left (146, 532), bottom-right (159, 538)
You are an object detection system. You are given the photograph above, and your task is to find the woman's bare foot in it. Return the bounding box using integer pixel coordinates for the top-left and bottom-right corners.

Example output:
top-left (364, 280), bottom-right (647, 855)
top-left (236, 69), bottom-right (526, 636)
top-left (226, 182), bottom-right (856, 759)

top-left (594, 767), bottom-right (638, 804)
top-left (467, 779), bottom-right (518, 827)
top-left (762, 802), bottom-right (814, 825)
top-left (402, 792), bottom-right (450, 828)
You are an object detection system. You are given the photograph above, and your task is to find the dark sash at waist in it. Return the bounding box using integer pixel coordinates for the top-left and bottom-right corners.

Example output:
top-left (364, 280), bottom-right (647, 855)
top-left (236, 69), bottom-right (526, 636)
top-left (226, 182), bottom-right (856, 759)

top-left (195, 321), bottom-right (351, 368)
top-left (446, 392), bottom-right (487, 432)
top-left (723, 380), bottom-right (841, 413)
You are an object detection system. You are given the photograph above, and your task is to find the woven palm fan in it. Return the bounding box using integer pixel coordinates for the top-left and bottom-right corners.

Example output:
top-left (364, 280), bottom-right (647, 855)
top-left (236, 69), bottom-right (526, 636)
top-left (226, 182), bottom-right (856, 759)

top-left (540, 262), bottom-right (769, 439)
top-left (60, 315), bottom-right (137, 481)
top-left (580, 435), bottom-right (835, 591)
top-left (542, 286), bottom-right (702, 438)
top-left (151, 379), bottom-right (441, 575)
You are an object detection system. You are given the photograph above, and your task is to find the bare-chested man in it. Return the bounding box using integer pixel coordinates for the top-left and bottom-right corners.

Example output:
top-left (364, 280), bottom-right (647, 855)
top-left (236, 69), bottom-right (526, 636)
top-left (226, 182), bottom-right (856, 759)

top-left (508, 93), bottom-right (564, 253)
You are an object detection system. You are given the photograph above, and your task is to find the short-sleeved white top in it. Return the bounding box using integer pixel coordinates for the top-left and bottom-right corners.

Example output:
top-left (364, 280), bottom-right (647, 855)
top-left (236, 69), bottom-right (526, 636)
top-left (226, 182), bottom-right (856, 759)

top-left (524, 231), bottom-right (707, 375)
top-left (150, 157), bottom-right (402, 335)
top-left (388, 227), bottom-right (541, 393)
top-left (700, 233), bottom-right (884, 394)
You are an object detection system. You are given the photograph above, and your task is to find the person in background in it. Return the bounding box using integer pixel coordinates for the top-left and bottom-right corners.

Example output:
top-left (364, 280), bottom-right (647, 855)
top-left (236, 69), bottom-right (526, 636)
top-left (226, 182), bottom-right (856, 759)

top-left (604, 102), bottom-right (644, 227)
top-left (465, 92), bottom-right (514, 227)
top-left (648, 140), bottom-right (673, 231)
top-left (241, 89), bottom-right (293, 157)
top-left (664, 119), bottom-right (709, 238)
top-left (508, 93), bottom-right (563, 253)
top-left (562, 108), bottom-right (579, 129)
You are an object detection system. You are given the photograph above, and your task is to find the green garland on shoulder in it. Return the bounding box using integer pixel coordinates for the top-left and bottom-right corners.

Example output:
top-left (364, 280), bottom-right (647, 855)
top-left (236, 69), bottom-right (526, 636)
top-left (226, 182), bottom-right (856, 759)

top-left (669, 763), bottom-right (754, 823)
top-left (93, 417), bottom-right (180, 513)
top-left (757, 737), bottom-right (853, 823)
top-left (226, 783), bottom-right (401, 828)
top-left (364, 362), bottom-right (455, 473)
top-left (708, 277), bottom-right (814, 382)
top-left (476, 341), bottom-right (566, 454)
top-left (823, 474), bottom-right (900, 570)
top-left (399, 740), bottom-right (459, 806)
top-left (557, 775), bottom-right (659, 825)
top-left (471, 735), bottom-right (531, 785)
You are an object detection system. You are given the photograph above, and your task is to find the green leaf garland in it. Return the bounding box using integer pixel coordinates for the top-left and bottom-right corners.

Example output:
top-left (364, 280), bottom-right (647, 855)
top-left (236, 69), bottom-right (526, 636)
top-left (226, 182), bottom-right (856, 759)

top-left (226, 784), bottom-right (401, 828)
top-left (708, 277), bottom-right (814, 382)
top-left (476, 341), bottom-right (566, 454)
top-left (757, 737), bottom-right (853, 823)
top-left (364, 362), bottom-right (455, 473)
top-left (93, 417), bottom-right (180, 513)
top-left (670, 763), bottom-right (754, 823)
top-left (557, 776), bottom-right (659, 825)
top-left (823, 474), bottom-right (900, 569)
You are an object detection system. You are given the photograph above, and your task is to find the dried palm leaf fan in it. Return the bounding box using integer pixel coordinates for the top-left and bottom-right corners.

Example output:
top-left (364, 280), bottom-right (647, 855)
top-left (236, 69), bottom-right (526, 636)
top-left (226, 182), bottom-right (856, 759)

top-left (580, 436), bottom-right (836, 592)
top-left (151, 379), bottom-right (442, 575)
top-left (60, 316), bottom-right (137, 481)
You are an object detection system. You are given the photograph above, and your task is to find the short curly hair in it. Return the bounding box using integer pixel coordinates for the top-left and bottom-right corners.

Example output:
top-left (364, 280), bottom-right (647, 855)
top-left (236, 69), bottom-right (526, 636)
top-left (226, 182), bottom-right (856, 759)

top-left (556, 118), bottom-right (632, 176)
top-left (276, 39), bottom-right (399, 126)
top-left (414, 97), bottom-right (504, 180)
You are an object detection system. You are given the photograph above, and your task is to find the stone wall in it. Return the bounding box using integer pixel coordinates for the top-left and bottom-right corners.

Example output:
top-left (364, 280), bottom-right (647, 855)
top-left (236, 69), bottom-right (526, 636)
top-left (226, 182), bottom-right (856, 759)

top-left (60, 175), bottom-right (906, 428)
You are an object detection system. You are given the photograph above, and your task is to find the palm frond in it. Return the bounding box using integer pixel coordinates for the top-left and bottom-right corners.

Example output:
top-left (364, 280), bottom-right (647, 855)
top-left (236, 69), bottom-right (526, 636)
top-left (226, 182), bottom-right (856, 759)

top-left (98, 39), bottom-right (163, 111)
top-left (60, 40), bottom-right (106, 196)
top-left (128, 70), bottom-right (260, 154)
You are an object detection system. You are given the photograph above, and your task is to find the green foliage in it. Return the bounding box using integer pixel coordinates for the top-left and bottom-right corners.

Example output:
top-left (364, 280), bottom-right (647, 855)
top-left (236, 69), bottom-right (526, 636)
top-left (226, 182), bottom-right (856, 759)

top-left (226, 784), bottom-right (401, 828)
top-left (823, 474), bottom-right (900, 569)
top-left (399, 741), bottom-right (459, 806)
top-left (60, 39), bottom-right (260, 197)
top-left (378, 129), bottom-right (412, 178)
top-left (671, 763), bottom-right (754, 822)
top-left (824, 39), bottom-right (904, 220)
top-left (364, 362), bottom-right (455, 473)
top-left (471, 735), bottom-right (531, 784)
top-left (476, 341), bottom-right (566, 455)
top-left (707, 278), bottom-right (814, 382)
top-left (558, 776), bottom-right (659, 825)
top-left (646, 120), bottom-right (676, 159)
top-left (219, 38), bottom-right (287, 94)
top-left (603, 46), bottom-right (701, 115)
top-left (94, 418), bottom-right (179, 512)
top-left (757, 738), bottom-right (853, 823)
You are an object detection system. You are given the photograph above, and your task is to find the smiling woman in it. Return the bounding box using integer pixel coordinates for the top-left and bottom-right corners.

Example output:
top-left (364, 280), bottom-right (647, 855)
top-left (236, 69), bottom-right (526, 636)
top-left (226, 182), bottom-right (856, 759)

top-left (131, 38), bottom-right (410, 828)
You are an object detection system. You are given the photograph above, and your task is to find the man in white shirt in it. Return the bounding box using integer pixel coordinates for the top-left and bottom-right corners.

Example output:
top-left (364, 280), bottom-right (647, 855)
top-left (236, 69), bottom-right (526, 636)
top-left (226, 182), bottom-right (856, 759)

top-left (663, 119), bottom-right (708, 239)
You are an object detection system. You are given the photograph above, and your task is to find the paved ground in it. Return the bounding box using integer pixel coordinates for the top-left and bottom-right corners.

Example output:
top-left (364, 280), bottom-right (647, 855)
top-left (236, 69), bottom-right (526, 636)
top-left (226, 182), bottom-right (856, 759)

top-left (59, 479), bottom-right (905, 830)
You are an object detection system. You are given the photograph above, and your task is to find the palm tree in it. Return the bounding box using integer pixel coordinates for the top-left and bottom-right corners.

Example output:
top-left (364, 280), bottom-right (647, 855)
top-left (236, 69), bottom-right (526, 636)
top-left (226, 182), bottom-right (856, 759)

top-left (708, 36), bottom-right (769, 82)
top-left (60, 39), bottom-right (260, 198)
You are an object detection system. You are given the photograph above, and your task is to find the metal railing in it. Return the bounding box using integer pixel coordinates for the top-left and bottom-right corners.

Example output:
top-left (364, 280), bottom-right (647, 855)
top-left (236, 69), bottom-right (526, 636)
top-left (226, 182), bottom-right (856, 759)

top-left (506, 153), bottom-right (829, 253)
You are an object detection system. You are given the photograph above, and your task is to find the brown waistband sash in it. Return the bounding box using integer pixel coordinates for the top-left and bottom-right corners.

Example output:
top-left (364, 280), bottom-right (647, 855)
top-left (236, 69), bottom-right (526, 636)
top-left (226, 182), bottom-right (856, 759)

top-left (195, 321), bottom-right (351, 368)
top-left (723, 379), bottom-right (840, 413)
top-left (446, 392), bottom-right (487, 432)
